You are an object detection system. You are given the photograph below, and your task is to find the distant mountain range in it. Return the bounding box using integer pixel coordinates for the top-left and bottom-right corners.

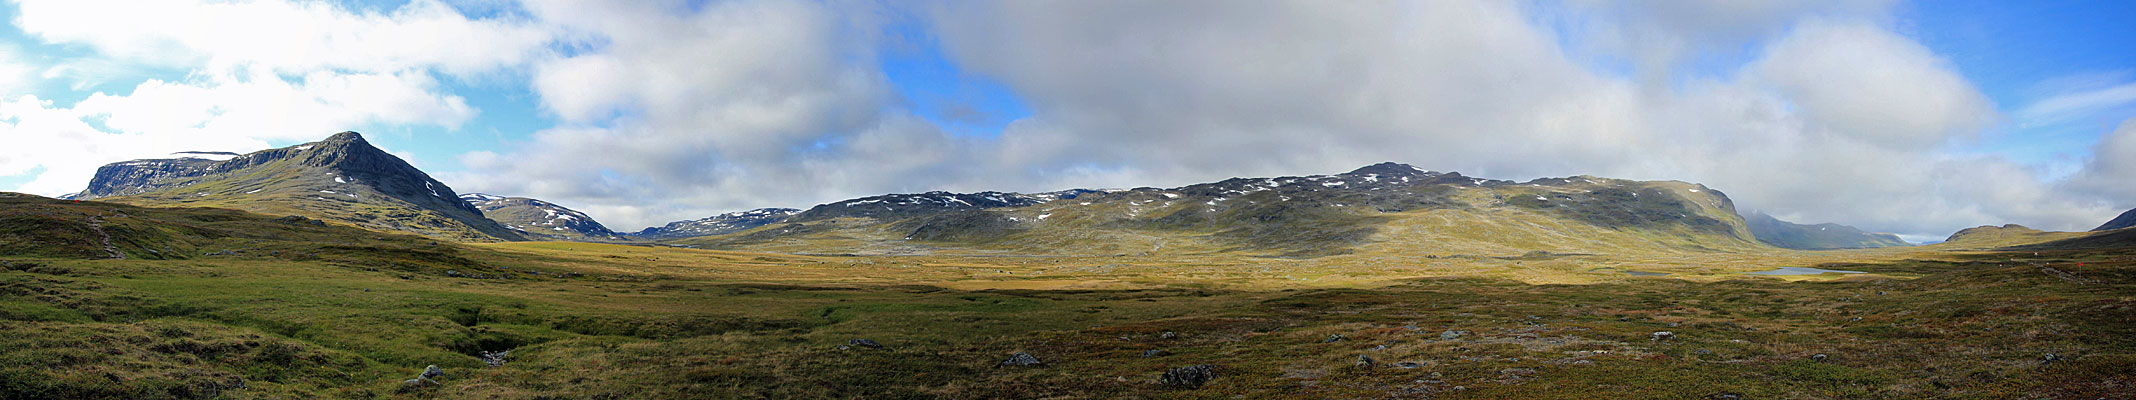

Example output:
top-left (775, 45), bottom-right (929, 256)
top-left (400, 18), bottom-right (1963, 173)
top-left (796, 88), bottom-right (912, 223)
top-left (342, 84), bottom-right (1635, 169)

top-left (461, 194), bottom-right (624, 241)
top-left (70, 132), bottom-right (522, 242)
top-left (70, 131), bottom-right (2133, 255)
top-left (1743, 212), bottom-right (1909, 250)
top-left (677, 162), bottom-right (1766, 256)
top-left (631, 208), bottom-right (799, 239)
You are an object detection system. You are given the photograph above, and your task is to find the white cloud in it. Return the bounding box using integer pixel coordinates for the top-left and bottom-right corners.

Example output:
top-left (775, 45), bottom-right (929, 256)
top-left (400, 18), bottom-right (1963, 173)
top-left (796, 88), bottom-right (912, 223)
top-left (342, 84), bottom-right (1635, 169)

top-left (0, 0), bottom-right (521, 196)
top-left (2019, 82), bottom-right (2136, 126)
top-left (11, 0), bottom-right (551, 77)
top-left (1748, 20), bottom-right (1997, 149)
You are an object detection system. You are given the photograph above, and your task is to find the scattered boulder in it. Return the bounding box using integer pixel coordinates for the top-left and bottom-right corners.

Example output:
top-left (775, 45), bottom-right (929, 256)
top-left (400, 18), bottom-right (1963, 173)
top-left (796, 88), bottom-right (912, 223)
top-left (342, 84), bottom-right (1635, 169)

top-left (1709, 393), bottom-right (1742, 400)
top-left (479, 350), bottom-right (510, 367)
top-left (1160, 331), bottom-right (1178, 339)
top-left (1811, 353), bottom-right (1828, 362)
top-left (849, 339), bottom-right (883, 349)
top-left (2043, 353), bottom-right (2063, 364)
top-left (1355, 354), bottom-right (1375, 368)
top-left (445, 270), bottom-right (462, 277)
top-left (1439, 330), bottom-right (1466, 340)
top-left (1650, 331), bottom-right (1676, 341)
top-left (1160, 365), bottom-right (1217, 389)
top-left (1324, 334), bottom-right (1346, 343)
top-left (998, 352), bottom-right (1043, 367)
top-left (399, 365), bottom-right (444, 391)
top-left (1141, 349), bottom-right (1167, 358)
top-left (1394, 361), bottom-right (1422, 369)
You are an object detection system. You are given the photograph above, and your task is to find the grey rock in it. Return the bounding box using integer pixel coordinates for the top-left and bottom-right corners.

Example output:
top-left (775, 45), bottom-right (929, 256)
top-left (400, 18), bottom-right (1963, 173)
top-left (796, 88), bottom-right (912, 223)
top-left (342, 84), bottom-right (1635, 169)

top-left (1439, 330), bottom-right (1465, 340)
top-left (1651, 331), bottom-right (1676, 341)
top-left (1160, 331), bottom-right (1177, 339)
top-left (1356, 354), bottom-right (1375, 368)
top-left (998, 352), bottom-right (1043, 367)
top-left (1141, 349), bottom-right (1167, 358)
top-left (1394, 361), bottom-right (1423, 369)
top-left (420, 365), bottom-right (443, 379)
top-left (2043, 353), bottom-right (2062, 363)
top-left (1324, 334), bottom-right (1346, 343)
top-left (1811, 353), bottom-right (1828, 362)
top-left (1160, 364), bottom-right (1217, 389)
top-left (849, 339), bottom-right (883, 349)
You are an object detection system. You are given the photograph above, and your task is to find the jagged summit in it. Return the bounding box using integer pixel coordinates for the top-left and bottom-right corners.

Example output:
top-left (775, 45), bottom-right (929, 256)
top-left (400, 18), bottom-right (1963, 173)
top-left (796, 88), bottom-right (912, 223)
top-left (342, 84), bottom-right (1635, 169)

top-left (71, 131), bottom-right (523, 242)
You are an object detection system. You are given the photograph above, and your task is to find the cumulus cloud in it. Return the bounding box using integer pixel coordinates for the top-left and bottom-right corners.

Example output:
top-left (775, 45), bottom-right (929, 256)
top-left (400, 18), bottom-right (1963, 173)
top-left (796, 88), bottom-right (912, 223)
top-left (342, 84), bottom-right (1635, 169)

top-left (3, 0), bottom-right (2125, 237)
top-left (11, 0), bottom-right (550, 77)
top-left (0, 0), bottom-right (534, 196)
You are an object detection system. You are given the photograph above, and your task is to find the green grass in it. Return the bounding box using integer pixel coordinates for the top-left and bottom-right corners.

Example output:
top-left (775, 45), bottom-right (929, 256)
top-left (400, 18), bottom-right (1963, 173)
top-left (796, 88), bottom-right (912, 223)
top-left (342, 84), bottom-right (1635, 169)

top-left (2, 195), bottom-right (2133, 398)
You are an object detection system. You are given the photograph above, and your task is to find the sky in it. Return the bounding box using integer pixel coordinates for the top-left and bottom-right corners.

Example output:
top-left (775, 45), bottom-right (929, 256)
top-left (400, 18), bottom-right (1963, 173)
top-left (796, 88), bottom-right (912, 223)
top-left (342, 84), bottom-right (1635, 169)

top-left (0, 0), bottom-right (2133, 242)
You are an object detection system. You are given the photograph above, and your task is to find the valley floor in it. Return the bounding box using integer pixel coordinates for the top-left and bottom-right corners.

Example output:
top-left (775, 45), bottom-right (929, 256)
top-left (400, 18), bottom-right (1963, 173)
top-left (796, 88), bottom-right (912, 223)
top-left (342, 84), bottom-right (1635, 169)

top-left (3, 241), bottom-right (2132, 399)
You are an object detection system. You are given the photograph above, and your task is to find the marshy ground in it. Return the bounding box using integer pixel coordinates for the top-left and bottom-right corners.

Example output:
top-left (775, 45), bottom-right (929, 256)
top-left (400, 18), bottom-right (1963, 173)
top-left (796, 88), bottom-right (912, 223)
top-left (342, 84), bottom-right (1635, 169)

top-left (3, 240), bottom-right (2131, 399)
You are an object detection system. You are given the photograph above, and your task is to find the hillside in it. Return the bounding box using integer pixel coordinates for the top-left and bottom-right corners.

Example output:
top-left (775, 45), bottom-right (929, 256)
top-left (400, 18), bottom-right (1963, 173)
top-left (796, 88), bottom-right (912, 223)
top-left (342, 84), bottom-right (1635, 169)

top-left (1743, 212), bottom-right (1910, 250)
top-left (462, 194), bottom-right (624, 241)
top-left (0, 192), bottom-right (472, 264)
top-left (679, 162), bottom-right (1766, 257)
top-left (2096, 208), bottom-right (2136, 231)
top-left (71, 132), bottom-right (524, 242)
top-left (631, 208), bottom-right (799, 239)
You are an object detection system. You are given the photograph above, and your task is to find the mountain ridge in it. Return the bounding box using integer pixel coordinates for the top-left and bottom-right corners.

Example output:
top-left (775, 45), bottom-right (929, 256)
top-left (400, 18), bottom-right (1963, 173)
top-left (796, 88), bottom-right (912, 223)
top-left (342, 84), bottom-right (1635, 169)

top-left (1743, 211), bottom-right (1910, 250)
top-left (71, 132), bottom-right (524, 242)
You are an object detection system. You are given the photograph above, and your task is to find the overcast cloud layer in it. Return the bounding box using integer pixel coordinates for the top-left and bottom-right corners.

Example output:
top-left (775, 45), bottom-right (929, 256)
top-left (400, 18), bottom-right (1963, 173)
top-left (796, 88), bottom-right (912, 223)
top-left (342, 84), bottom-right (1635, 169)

top-left (1, 0), bottom-right (2131, 240)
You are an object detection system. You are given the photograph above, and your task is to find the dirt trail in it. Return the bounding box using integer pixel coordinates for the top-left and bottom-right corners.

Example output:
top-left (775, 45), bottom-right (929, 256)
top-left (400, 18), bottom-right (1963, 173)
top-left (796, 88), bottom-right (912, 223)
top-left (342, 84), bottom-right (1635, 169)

top-left (86, 214), bottom-right (125, 259)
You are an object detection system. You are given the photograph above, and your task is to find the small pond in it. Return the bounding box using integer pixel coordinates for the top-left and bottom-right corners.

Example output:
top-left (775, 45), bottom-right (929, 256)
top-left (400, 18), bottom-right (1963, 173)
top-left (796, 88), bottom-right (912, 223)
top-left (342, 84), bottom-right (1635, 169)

top-left (1744, 267), bottom-right (1866, 276)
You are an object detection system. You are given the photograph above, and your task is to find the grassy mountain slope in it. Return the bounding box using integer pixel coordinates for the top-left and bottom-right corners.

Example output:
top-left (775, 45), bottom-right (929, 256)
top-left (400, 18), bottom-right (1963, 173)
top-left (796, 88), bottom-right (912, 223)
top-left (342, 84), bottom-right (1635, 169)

top-left (679, 163), bottom-right (1767, 257)
top-left (1743, 212), bottom-right (1910, 250)
top-left (76, 132), bottom-right (523, 242)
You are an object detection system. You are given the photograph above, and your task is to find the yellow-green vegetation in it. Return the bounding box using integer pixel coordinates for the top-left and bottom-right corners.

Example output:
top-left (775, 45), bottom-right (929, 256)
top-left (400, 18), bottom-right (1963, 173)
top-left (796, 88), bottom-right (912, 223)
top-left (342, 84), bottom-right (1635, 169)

top-left (6, 191), bottom-right (2135, 398)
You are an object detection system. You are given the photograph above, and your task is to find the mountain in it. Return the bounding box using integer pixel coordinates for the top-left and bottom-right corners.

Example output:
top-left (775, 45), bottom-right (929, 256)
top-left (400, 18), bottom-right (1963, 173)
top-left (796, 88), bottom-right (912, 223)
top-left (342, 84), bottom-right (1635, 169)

top-left (461, 194), bottom-right (624, 241)
top-left (2094, 208), bottom-right (2136, 231)
top-left (786, 189), bottom-right (1099, 222)
top-left (679, 162), bottom-right (1764, 257)
top-left (71, 132), bottom-right (524, 242)
top-left (632, 208), bottom-right (800, 239)
top-left (1742, 212), bottom-right (1910, 250)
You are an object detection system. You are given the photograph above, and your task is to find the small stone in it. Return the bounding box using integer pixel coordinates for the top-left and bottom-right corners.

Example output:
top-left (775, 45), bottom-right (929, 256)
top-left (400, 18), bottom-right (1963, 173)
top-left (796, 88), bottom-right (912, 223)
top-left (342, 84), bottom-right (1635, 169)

top-left (1160, 365), bottom-right (1217, 389)
top-left (2043, 353), bottom-right (2062, 363)
top-left (1356, 354), bottom-right (1375, 368)
top-left (1439, 330), bottom-right (1465, 340)
top-left (1651, 331), bottom-right (1676, 341)
top-left (1160, 331), bottom-right (1178, 339)
top-left (1394, 361), bottom-right (1423, 369)
top-left (1141, 349), bottom-right (1167, 358)
top-left (1877, 291), bottom-right (1887, 296)
top-left (1811, 353), bottom-right (1828, 362)
top-left (444, 270), bottom-right (462, 277)
top-left (1324, 334), bottom-right (1346, 343)
top-left (849, 339), bottom-right (883, 349)
top-left (836, 345), bottom-right (852, 350)
top-left (420, 365), bottom-right (443, 380)
top-left (998, 352), bottom-right (1043, 367)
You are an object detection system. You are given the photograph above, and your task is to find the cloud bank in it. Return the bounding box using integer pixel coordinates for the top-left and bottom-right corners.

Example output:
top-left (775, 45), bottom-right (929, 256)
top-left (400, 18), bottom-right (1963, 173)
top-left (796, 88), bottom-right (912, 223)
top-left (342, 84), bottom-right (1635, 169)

top-left (2, 0), bottom-right (2130, 239)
